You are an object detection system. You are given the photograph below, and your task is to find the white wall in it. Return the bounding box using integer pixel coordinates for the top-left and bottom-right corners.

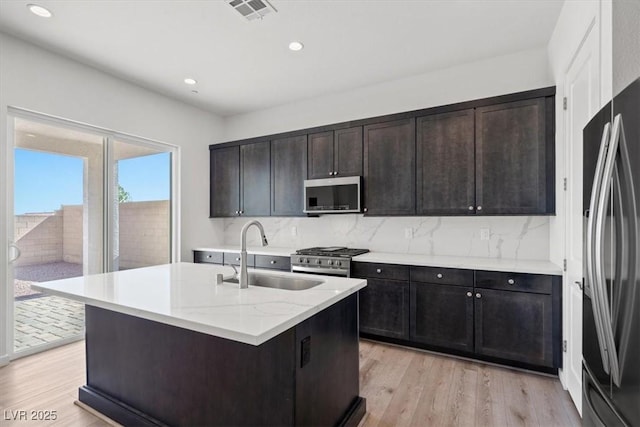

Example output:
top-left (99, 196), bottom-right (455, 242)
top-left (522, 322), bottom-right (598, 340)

top-left (0, 32), bottom-right (225, 364)
top-left (219, 47), bottom-right (555, 260)
top-left (223, 48), bottom-right (553, 141)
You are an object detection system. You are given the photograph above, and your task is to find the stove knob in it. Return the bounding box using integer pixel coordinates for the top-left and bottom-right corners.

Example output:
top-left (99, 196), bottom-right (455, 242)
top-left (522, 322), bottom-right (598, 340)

top-left (328, 260), bottom-right (333, 266)
top-left (316, 259), bottom-right (322, 265)
top-left (298, 257), bottom-right (303, 263)
top-left (336, 261), bottom-right (342, 267)
top-left (304, 258), bottom-right (310, 263)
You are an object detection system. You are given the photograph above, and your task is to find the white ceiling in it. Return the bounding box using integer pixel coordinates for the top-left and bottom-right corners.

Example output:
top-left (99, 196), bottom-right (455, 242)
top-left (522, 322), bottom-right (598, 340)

top-left (0, 0), bottom-right (564, 117)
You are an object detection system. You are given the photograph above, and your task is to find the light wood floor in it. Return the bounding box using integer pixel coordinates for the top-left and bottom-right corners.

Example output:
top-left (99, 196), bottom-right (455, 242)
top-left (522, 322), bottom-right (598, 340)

top-left (359, 340), bottom-right (581, 427)
top-left (0, 340), bottom-right (580, 426)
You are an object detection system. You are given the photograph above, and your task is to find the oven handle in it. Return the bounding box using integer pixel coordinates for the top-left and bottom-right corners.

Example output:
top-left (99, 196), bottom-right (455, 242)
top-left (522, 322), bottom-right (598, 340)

top-left (291, 266), bottom-right (349, 277)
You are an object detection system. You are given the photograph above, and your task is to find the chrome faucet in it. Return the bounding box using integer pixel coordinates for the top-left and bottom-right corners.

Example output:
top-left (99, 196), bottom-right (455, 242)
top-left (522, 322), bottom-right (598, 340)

top-left (239, 220), bottom-right (268, 288)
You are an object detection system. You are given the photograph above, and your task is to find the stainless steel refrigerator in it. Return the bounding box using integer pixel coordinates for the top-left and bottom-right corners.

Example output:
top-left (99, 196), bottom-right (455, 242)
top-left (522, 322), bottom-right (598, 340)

top-left (582, 76), bottom-right (640, 426)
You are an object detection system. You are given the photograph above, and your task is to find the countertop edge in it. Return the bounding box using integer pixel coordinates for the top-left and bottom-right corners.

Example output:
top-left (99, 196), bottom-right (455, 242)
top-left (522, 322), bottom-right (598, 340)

top-left (32, 278), bottom-right (367, 346)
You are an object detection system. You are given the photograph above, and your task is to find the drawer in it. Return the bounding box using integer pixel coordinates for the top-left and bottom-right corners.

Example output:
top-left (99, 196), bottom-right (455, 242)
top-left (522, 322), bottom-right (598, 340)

top-left (475, 270), bottom-right (553, 294)
top-left (255, 255), bottom-right (291, 271)
top-left (223, 252), bottom-right (255, 267)
top-left (193, 250), bottom-right (223, 264)
top-left (351, 262), bottom-right (410, 281)
top-left (410, 266), bottom-right (473, 287)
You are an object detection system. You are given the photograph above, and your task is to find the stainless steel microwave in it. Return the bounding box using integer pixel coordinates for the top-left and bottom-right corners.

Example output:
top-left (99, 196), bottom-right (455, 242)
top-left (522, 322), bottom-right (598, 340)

top-left (303, 176), bottom-right (362, 214)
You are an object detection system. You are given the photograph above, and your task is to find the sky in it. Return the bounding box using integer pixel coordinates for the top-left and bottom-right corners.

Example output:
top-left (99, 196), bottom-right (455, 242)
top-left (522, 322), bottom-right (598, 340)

top-left (14, 149), bottom-right (170, 215)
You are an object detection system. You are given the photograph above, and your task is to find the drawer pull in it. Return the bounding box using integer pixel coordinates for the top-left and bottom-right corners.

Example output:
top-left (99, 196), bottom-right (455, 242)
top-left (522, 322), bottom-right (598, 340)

top-left (376, 268), bottom-right (382, 274)
top-left (466, 291), bottom-right (472, 297)
top-left (508, 278), bottom-right (515, 285)
top-left (437, 273), bottom-right (443, 279)
top-left (475, 293), bottom-right (482, 299)
top-left (236, 257), bottom-right (241, 261)
top-left (270, 260), bottom-right (277, 264)
top-left (206, 255), bottom-right (211, 258)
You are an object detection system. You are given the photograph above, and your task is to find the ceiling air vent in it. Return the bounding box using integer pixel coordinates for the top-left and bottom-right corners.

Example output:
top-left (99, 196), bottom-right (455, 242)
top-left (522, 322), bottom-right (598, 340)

top-left (228, 0), bottom-right (277, 21)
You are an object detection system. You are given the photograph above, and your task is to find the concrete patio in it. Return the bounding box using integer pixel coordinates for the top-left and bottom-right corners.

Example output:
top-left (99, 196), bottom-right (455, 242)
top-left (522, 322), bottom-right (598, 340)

top-left (14, 262), bottom-right (85, 353)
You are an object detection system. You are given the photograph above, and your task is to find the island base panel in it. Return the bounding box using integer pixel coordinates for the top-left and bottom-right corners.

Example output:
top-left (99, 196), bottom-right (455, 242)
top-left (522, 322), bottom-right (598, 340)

top-left (80, 295), bottom-right (364, 426)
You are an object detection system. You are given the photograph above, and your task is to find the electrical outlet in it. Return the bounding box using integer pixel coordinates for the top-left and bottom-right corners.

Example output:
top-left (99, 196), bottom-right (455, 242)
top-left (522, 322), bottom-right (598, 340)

top-left (291, 226), bottom-right (297, 236)
top-left (480, 228), bottom-right (490, 241)
top-left (404, 228), bottom-right (413, 239)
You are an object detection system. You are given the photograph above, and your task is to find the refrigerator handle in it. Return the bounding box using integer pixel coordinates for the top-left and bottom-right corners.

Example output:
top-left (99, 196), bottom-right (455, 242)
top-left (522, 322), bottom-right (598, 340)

top-left (594, 114), bottom-right (622, 384)
top-left (586, 122), bottom-right (612, 372)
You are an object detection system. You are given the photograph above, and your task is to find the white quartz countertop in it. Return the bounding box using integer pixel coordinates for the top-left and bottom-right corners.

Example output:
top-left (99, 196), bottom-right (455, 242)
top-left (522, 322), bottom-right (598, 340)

top-left (352, 252), bottom-right (563, 275)
top-left (193, 246), bottom-right (562, 275)
top-left (193, 246), bottom-right (295, 257)
top-left (31, 262), bottom-right (366, 346)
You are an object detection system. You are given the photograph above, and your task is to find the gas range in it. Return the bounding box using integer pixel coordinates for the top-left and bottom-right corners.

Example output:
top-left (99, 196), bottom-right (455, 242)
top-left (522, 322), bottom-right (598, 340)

top-left (290, 247), bottom-right (369, 277)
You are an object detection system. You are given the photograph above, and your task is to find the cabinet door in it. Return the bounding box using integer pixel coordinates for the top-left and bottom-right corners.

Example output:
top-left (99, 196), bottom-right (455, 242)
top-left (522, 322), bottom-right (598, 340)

top-left (308, 131), bottom-right (334, 179)
top-left (474, 288), bottom-right (554, 367)
top-left (475, 98), bottom-right (550, 214)
top-left (410, 282), bottom-right (474, 352)
top-left (210, 146), bottom-right (240, 217)
top-left (416, 110), bottom-right (475, 215)
top-left (334, 127), bottom-right (363, 177)
top-left (363, 119), bottom-right (415, 215)
top-left (359, 278), bottom-right (409, 340)
top-left (240, 142), bottom-right (271, 216)
top-left (271, 135), bottom-right (307, 216)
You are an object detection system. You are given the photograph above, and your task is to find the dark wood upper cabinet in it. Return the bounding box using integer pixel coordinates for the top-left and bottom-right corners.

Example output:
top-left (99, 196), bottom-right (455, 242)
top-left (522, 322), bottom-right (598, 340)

top-left (475, 98), bottom-right (551, 214)
top-left (363, 119), bottom-right (416, 215)
top-left (271, 135), bottom-right (307, 216)
top-left (210, 146), bottom-right (240, 217)
top-left (416, 109), bottom-right (475, 215)
top-left (308, 127), bottom-right (363, 179)
top-left (240, 142), bottom-right (270, 216)
top-left (308, 131), bottom-right (335, 179)
top-left (334, 127), bottom-right (363, 177)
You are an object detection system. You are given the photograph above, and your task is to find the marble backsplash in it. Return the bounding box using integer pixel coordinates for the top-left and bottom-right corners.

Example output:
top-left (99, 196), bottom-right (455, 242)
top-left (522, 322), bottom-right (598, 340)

top-left (219, 215), bottom-right (550, 260)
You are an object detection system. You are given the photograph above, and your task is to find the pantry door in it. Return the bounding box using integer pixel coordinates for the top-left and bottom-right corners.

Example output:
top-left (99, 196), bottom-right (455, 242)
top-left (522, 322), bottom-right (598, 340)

top-left (562, 20), bottom-right (601, 413)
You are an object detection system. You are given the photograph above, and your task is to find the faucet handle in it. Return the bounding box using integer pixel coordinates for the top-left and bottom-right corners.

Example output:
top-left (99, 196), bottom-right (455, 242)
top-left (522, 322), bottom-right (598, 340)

top-left (230, 264), bottom-right (239, 278)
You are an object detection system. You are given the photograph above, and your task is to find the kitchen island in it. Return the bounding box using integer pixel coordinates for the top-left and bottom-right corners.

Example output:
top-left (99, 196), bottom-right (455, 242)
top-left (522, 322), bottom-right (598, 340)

top-left (33, 263), bottom-right (367, 426)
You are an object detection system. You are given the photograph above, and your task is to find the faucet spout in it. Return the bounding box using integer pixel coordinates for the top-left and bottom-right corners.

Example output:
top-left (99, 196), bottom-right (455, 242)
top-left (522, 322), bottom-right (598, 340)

top-left (239, 220), bottom-right (269, 289)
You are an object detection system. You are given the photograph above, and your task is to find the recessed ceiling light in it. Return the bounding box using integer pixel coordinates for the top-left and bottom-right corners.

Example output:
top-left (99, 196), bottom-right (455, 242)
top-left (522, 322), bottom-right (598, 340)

top-left (288, 41), bottom-right (304, 52)
top-left (27, 4), bottom-right (53, 18)
top-left (184, 78), bottom-right (197, 85)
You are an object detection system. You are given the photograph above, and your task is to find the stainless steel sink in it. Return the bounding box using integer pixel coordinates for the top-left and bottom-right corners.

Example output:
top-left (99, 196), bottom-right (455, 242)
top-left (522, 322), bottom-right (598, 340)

top-left (225, 273), bottom-right (323, 291)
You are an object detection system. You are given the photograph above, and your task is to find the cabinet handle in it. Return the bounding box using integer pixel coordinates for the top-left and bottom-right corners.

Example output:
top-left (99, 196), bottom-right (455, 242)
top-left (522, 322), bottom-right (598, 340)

top-left (206, 255), bottom-right (212, 258)
top-left (477, 206), bottom-right (483, 211)
top-left (508, 278), bottom-right (515, 285)
top-left (475, 293), bottom-right (482, 299)
top-left (468, 206), bottom-right (474, 211)
top-left (270, 260), bottom-right (277, 264)
top-left (239, 210), bottom-right (244, 214)
top-left (437, 273), bottom-right (443, 279)
top-left (329, 171), bottom-right (334, 176)
top-left (333, 171), bottom-right (338, 175)
top-left (466, 291), bottom-right (472, 297)
top-left (235, 257), bottom-right (241, 261)
top-left (376, 268), bottom-right (382, 274)
top-left (363, 208), bottom-right (368, 213)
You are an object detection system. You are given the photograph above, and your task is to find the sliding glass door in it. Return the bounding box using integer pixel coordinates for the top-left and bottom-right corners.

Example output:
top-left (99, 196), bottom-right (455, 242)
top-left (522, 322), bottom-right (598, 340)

top-left (6, 111), bottom-right (177, 358)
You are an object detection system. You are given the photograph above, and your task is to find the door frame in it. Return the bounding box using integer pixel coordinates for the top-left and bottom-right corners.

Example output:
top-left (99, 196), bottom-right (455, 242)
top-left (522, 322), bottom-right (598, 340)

top-left (2, 107), bottom-right (180, 363)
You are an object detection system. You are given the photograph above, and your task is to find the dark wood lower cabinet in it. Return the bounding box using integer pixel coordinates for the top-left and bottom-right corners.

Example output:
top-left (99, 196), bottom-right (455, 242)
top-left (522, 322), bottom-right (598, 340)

top-left (474, 287), bottom-right (554, 367)
top-left (355, 262), bottom-right (561, 372)
top-left (410, 282), bottom-right (474, 353)
top-left (358, 278), bottom-right (409, 340)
